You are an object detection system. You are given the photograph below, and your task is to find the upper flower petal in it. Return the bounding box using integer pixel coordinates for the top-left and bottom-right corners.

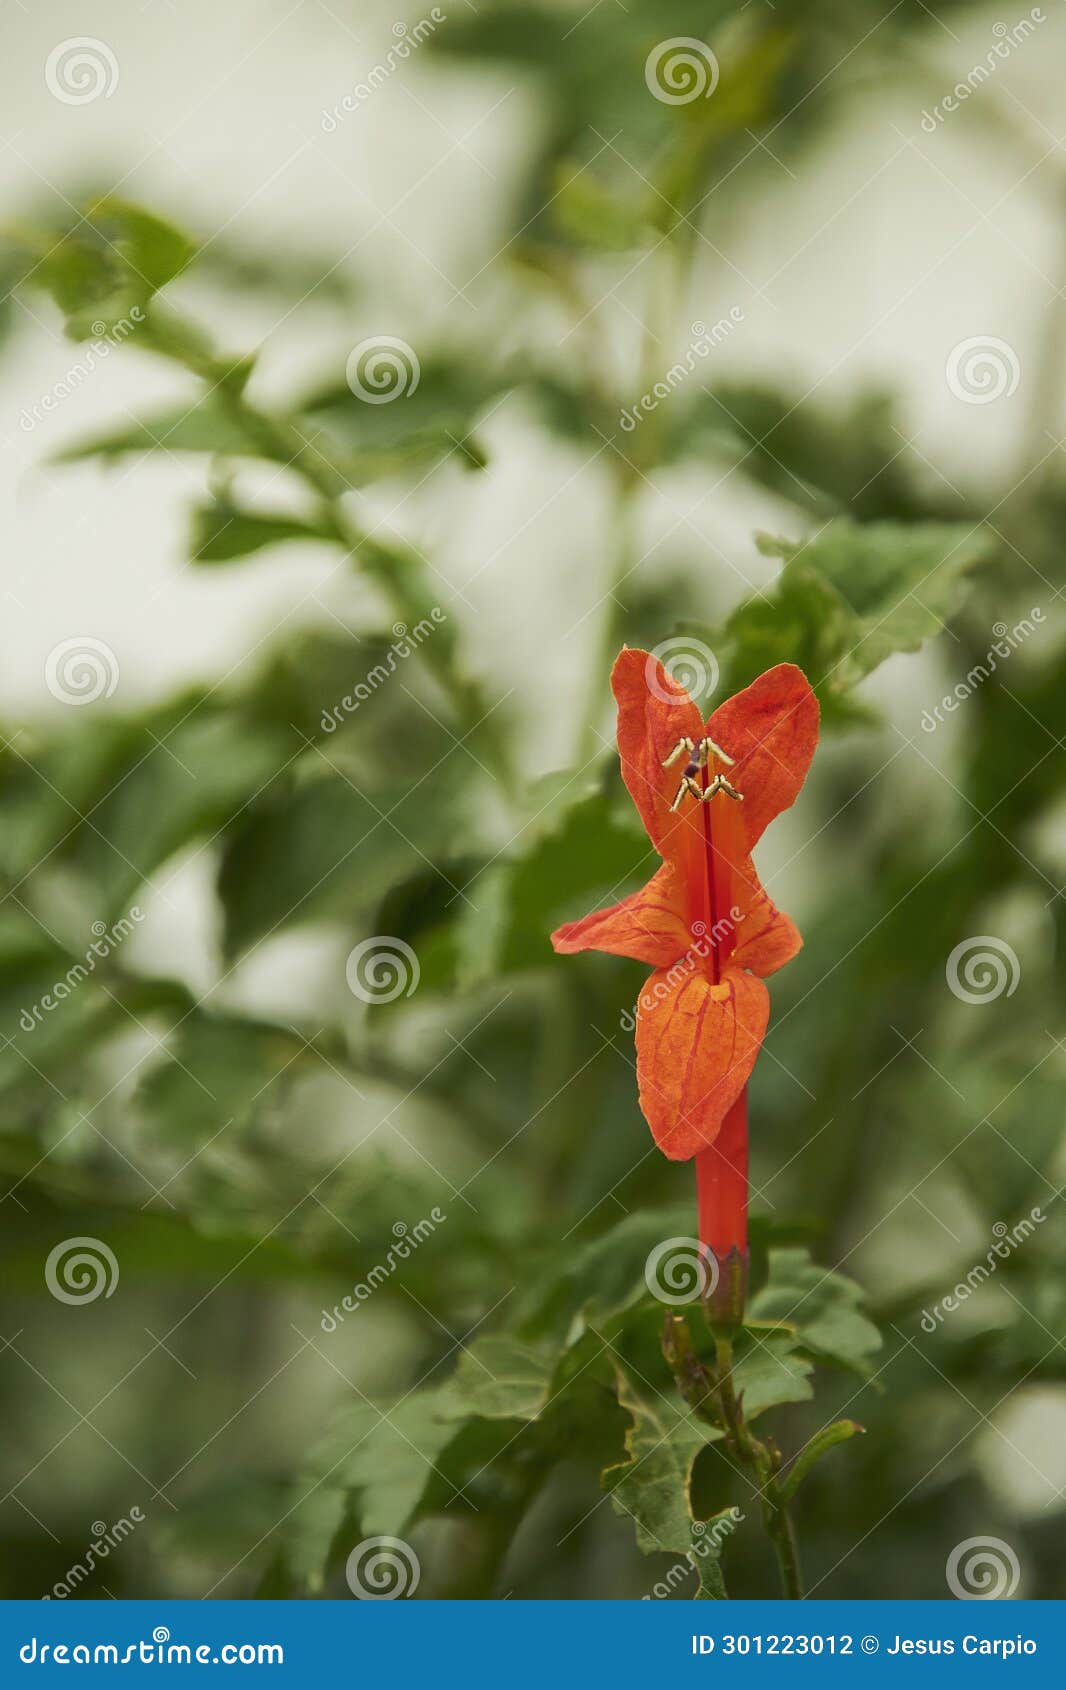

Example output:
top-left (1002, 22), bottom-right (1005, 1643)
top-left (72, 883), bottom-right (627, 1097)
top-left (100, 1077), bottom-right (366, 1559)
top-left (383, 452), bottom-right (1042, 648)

top-left (611, 649), bottom-right (706, 877)
top-left (551, 863), bottom-right (690, 968)
top-left (634, 964), bottom-right (769, 1160)
top-left (706, 663), bottom-right (819, 849)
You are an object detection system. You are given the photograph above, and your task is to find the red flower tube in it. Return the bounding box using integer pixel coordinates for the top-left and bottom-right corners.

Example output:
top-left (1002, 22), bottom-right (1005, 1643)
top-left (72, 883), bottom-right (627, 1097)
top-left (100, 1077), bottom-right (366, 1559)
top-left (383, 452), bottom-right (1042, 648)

top-left (552, 651), bottom-right (819, 1320)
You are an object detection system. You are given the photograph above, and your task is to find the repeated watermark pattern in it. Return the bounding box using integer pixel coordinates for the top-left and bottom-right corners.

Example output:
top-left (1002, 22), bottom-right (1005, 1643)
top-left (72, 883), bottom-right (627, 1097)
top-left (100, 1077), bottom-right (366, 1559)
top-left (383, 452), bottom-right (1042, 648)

top-left (919, 610), bottom-right (1044, 731)
top-left (920, 12), bottom-right (1046, 132)
top-left (321, 11), bottom-right (445, 130)
top-left (45, 38), bottom-right (119, 104)
top-left (644, 1237), bottom-right (718, 1305)
top-left (946, 1535), bottom-right (1021, 1599)
top-left (645, 637), bottom-right (719, 705)
top-left (18, 910), bottom-right (145, 1034)
top-left (644, 1510), bottom-right (744, 1598)
top-left (320, 1210), bottom-right (446, 1331)
top-left (945, 936), bottom-right (1020, 1004)
top-left (320, 613), bottom-right (447, 732)
top-left (346, 336), bottom-right (421, 402)
top-left (18, 310), bottom-right (146, 433)
top-left (345, 937), bottom-right (421, 1004)
top-left (45, 1238), bottom-right (119, 1305)
top-left (645, 38), bottom-right (719, 105)
top-left (43, 1509), bottom-right (146, 1599)
top-left (919, 1209), bottom-right (1046, 1332)
top-left (345, 1535), bottom-right (421, 1598)
top-left (620, 912), bottom-right (744, 1033)
top-left (45, 637), bottom-right (120, 705)
top-left (619, 312), bottom-right (744, 432)
top-left (946, 336), bottom-right (1020, 404)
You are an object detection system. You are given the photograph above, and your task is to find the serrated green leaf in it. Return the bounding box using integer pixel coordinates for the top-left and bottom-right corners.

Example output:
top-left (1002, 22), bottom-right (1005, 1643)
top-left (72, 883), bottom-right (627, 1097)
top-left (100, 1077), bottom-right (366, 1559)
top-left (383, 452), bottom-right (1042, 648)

top-left (603, 1361), bottom-right (727, 1599)
top-left (707, 519), bottom-right (991, 724)
top-left (311, 1393), bottom-right (459, 1536)
top-left (747, 1247), bottom-right (882, 1376)
top-left (436, 1337), bottom-right (558, 1423)
top-left (731, 1332), bottom-right (813, 1418)
top-left (758, 520), bottom-right (992, 692)
top-left (527, 1203), bottom-right (694, 1339)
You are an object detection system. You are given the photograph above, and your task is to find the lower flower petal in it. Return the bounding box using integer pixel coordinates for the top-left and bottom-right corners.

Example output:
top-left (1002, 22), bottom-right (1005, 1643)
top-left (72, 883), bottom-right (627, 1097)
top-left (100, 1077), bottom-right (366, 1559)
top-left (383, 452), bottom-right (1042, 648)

top-left (551, 863), bottom-right (690, 967)
top-left (635, 965), bottom-right (769, 1160)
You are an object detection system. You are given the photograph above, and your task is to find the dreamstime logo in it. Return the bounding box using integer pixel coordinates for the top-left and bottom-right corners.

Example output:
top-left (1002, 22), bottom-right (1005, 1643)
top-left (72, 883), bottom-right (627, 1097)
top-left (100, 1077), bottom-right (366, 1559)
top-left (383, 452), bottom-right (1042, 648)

top-left (345, 1536), bottom-right (420, 1599)
top-left (920, 1208), bottom-right (1045, 1332)
top-left (619, 311), bottom-right (744, 432)
top-left (346, 336), bottom-right (420, 404)
top-left (321, 1209), bottom-right (446, 1331)
top-left (45, 37), bottom-right (119, 104)
top-left (646, 637), bottom-right (719, 705)
top-left (946, 936), bottom-right (1020, 1004)
top-left (45, 1238), bottom-right (119, 1305)
top-left (45, 637), bottom-right (119, 706)
top-left (321, 9), bottom-right (445, 130)
top-left (920, 610), bottom-right (1044, 732)
top-left (644, 1237), bottom-right (718, 1305)
top-left (320, 612), bottom-right (447, 732)
top-left (43, 1508), bottom-right (146, 1599)
top-left (19, 308), bottom-right (145, 433)
top-left (946, 1536), bottom-right (1020, 1599)
top-left (620, 912), bottom-right (743, 1032)
top-left (18, 908), bottom-right (145, 1034)
top-left (920, 11), bottom-right (1046, 131)
top-left (644, 1510), bottom-right (744, 1598)
top-left (345, 937), bottom-right (420, 1004)
top-left (946, 336), bottom-right (1020, 405)
top-left (645, 37), bottom-right (719, 105)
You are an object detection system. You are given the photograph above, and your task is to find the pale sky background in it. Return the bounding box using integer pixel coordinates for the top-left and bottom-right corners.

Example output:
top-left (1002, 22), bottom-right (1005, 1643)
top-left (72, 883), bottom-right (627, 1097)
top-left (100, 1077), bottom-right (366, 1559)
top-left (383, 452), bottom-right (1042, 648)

top-left (3, 0), bottom-right (1062, 757)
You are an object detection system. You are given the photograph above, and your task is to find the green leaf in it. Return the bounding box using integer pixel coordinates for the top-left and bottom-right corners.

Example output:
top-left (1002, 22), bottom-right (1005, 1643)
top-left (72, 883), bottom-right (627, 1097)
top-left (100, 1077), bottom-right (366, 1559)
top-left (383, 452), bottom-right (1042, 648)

top-left (709, 519), bottom-right (993, 723)
top-left (758, 520), bottom-right (993, 690)
top-left (283, 1487), bottom-right (350, 1593)
top-left (527, 1203), bottom-right (695, 1338)
top-left (7, 197), bottom-right (196, 338)
top-left (747, 1247), bottom-right (882, 1377)
top-left (134, 1013), bottom-right (311, 1153)
top-left (73, 706), bottom-right (293, 915)
top-left (550, 165), bottom-right (655, 252)
top-left (189, 497), bottom-right (333, 563)
top-left (296, 354), bottom-right (501, 480)
top-left (731, 1332), bottom-right (813, 1418)
top-left (668, 383), bottom-right (946, 522)
top-left (436, 1337), bottom-right (558, 1423)
top-left (53, 395), bottom-right (272, 464)
top-left (603, 1361), bottom-right (727, 1599)
top-left (217, 691), bottom-right (493, 958)
top-left (310, 1394), bottom-right (460, 1537)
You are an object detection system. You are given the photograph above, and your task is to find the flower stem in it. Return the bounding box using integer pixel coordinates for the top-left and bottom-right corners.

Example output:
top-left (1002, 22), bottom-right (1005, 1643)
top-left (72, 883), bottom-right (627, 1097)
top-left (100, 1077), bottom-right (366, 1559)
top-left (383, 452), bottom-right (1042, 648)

top-left (712, 1332), bottom-right (804, 1601)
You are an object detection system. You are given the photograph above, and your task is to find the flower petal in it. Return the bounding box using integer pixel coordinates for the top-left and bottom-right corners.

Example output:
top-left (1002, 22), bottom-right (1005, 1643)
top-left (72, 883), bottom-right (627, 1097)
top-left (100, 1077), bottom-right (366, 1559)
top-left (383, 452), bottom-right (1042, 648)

top-left (611, 649), bottom-right (706, 878)
top-left (731, 883), bottom-right (802, 977)
top-left (695, 784), bottom-right (802, 978)
top-left (551, 863), bottom-right (690, 967)
top-left (706, 663), bottom-right (819, 849)
top-left (635, 965), bottom-right (768, 1160)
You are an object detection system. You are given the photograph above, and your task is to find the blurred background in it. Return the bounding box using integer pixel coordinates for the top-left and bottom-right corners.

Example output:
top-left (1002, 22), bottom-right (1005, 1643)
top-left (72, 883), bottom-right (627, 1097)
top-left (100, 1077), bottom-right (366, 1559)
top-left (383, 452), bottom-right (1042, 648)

top-left (1, 0), bottom-right (1064, 1599)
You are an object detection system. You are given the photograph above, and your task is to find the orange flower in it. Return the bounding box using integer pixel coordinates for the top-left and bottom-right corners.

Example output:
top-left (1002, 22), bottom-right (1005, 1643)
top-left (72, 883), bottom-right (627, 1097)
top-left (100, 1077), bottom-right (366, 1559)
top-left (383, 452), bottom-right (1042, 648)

top-left (552, 652), bottom-right (818, 1190)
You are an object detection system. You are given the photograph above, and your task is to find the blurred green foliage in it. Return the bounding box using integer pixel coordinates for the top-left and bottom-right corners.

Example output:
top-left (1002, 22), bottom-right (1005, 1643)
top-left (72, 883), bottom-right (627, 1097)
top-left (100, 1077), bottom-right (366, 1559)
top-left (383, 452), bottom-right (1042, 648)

top-left (2, 0), bottom-right (1064, 1602)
